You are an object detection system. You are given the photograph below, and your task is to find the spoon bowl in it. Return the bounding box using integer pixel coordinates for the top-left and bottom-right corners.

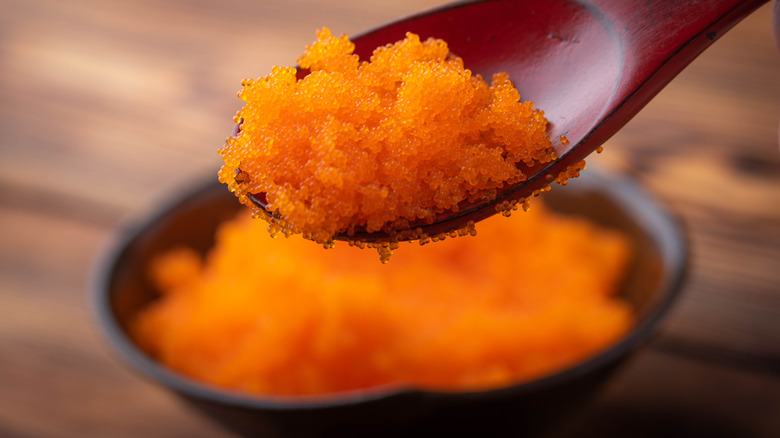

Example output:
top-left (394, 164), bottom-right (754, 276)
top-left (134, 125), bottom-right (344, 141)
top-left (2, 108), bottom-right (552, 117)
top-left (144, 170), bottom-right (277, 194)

top-left (245, 0), bottom-right (765, 241)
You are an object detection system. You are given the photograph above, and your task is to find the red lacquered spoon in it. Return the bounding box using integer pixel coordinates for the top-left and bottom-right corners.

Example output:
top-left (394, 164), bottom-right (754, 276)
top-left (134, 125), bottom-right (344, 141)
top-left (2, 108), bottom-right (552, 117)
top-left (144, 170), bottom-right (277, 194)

top-left (247, 0), bottom-right (767, 242)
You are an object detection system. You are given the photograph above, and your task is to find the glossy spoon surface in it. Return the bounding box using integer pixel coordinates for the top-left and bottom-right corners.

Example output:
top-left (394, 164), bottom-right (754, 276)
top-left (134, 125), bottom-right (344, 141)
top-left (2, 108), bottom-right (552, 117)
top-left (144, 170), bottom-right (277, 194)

top-left (247, 0), bottom-right (767, 242)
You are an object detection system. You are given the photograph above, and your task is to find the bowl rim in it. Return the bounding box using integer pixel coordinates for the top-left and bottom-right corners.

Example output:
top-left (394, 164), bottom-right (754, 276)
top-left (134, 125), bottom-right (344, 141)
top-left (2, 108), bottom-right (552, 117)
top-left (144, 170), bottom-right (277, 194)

top-left (90, 168), bottom-right (688, 410)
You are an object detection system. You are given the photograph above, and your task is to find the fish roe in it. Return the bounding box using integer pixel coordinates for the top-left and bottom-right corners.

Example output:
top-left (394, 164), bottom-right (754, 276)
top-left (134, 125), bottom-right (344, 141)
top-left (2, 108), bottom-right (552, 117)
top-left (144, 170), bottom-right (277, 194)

top-left (131, 201), bottom-right (633, 395)
top-left (555, 160), bottom-right (587, 186)
top-left (218, 28), bottom-right (556, 252)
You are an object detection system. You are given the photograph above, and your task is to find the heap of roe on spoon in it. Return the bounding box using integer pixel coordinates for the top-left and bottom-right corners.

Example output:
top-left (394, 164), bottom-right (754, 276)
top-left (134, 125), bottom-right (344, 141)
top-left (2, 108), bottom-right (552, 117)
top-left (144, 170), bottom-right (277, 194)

top-left (219, 0), bottom-right (766, 262)
top-left (219, 28), bottom-right (566, 262)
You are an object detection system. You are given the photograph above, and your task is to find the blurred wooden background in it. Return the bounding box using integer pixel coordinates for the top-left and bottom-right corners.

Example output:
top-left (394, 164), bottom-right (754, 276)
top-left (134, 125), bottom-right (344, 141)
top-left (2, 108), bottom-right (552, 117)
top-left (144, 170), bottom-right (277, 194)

top-left (1, 0), bottom-right (778, 437)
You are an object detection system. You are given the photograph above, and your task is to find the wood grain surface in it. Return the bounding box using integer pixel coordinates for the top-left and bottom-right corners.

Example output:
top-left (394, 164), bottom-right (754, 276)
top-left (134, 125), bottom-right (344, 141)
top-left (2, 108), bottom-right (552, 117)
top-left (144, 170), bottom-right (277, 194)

top-left (1, 1), bottom-right (778, 437)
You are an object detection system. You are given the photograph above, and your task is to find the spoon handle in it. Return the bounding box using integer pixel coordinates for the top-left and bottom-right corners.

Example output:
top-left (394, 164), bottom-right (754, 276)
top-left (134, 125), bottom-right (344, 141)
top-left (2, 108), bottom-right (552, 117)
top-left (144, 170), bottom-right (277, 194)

top-left (589, 0), bottom-right (768, 144)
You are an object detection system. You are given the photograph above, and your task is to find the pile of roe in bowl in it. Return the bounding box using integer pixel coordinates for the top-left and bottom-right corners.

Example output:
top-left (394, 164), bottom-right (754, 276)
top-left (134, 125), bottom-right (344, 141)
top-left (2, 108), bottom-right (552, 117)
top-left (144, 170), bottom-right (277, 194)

top-left (130, 200), bottom-right (634, 396)
top-left (218, 28), bottom-right (557, 258)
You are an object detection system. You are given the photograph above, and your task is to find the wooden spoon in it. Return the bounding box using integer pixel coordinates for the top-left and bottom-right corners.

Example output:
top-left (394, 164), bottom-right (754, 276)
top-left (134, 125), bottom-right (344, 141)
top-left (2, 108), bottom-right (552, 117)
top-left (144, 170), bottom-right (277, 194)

top-left (247, 0), bottom-right (767, 242)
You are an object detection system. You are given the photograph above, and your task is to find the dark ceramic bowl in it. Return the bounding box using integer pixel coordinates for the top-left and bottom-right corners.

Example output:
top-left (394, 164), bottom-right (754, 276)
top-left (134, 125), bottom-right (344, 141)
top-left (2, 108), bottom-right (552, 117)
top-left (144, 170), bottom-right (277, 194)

top-left (92, 169), bottom-right (687, 437)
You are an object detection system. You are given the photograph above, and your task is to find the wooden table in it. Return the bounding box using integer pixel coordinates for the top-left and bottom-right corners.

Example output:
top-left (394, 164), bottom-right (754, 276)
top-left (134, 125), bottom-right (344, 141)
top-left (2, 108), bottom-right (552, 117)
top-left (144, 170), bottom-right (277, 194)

top-left (1, 1), bottom-right (778, 437)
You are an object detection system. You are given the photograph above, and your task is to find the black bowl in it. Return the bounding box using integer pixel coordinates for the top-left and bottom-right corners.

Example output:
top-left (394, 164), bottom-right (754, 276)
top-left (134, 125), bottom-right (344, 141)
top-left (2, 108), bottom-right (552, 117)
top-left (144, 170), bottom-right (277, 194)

top-left (92, 169), bottom-right (687, 437)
